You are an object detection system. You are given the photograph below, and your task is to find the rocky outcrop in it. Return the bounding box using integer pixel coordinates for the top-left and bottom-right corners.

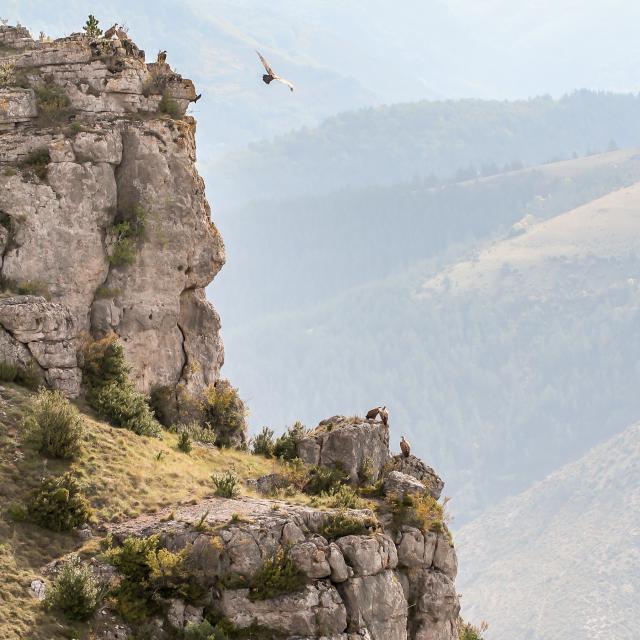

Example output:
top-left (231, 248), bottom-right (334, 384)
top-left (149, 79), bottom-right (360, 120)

top-left (389, 455), bottom-right (445, 500)
top-left (0, 24), bottom-right (223, 400)
top-left (107, 494), bottom-right (459, 640)
top-left (297, 416), bottom-right (390, 483)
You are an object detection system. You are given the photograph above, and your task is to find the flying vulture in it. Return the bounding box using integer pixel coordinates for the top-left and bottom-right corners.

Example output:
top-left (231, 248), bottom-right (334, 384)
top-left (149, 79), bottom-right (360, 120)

top-left (256, 50), bottom-right (294, 92)
top-left (400, 436), bottom-right (411, 458)
top-left (366, 405), bottom-right (388, 426)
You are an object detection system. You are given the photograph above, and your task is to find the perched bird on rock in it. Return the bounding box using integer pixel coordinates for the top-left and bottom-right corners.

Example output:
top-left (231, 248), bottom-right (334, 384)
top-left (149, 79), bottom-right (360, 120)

top-left (366, 405), bottom-right (389, 426)
top-left (157, 50), bottom-right (167, 63)
top-left (400, 436), bottom-right (411, 458)
top-left (256, 50), bottom-right (294, 92)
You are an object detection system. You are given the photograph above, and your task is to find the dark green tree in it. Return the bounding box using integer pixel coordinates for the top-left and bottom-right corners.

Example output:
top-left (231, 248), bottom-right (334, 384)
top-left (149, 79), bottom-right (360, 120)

top-left (83, 15), bottom-right (102, 38)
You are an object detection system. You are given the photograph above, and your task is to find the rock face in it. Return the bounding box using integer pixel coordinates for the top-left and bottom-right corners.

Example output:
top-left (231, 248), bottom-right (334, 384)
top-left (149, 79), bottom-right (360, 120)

top-left (389, 455), bottom-right (445, 500)
top-left (108, 495), bottom-right (460, 640)
top-left (0, 25), bottom-right (224, 400)
top-left (297, 416), bottom-right (391, 483)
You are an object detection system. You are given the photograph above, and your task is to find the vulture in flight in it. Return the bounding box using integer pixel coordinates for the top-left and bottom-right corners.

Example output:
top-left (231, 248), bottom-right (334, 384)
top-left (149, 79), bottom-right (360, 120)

top-left (256, 50), bottom-right (294, 92)
top-left (366, 405), bottom-right (389, 426)
top-left (400, 436), bottom-right (411, 458)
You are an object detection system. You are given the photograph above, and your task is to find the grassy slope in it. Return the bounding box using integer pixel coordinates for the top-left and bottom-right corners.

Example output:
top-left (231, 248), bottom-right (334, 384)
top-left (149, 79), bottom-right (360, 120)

top-left (0, 383), bottom-right (277, 640)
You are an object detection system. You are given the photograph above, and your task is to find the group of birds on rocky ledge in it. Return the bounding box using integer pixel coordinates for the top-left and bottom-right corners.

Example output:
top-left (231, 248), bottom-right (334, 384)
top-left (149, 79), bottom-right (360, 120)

top-left (367, 405), bottom-right (411, 457)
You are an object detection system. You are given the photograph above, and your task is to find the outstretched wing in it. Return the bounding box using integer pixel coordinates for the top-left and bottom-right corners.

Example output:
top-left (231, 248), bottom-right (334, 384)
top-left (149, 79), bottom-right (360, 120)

top-left (274, 76), bottom-right (295, 92)
top-left (256, 50), bottom-right (276, 76)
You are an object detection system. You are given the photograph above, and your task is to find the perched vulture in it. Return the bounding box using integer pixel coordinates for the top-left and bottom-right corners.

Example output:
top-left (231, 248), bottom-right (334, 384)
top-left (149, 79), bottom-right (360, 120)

top-left (366, 405), bottom-right (388, 426)
top-left (157, 50), bottom-right (167, 63)
top-left (400, 436), bottom-right (411, 458)
top-left (104, 23), bottom-right (128, 40)
top-left (256, 50), bottom-right (294, 92)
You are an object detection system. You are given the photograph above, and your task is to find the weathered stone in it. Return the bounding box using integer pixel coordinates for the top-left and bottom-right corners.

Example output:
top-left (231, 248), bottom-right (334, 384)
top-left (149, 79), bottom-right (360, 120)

top-left (396, 526), bottom-right (438, 568)
top-left (339, 571), bottom-right (408, 640)
top-left (384, 471), bottom-right (427, 499)
top-left (218, 583), bottom-right (347, 637)
top-left (29, 579), bottom-right (46, 600)
top-left (297, 416), bottom-right (390, 484)
top-left (336, 534), bottom-right (398, 577)
top-left (388, 455), bottom-right (445, 500)
top-left (328, 543), bottom-right (351, 583)
top-left (432, 533), bottom-right (457, 580)
top-left (0, 88), bottom-right (37, 124)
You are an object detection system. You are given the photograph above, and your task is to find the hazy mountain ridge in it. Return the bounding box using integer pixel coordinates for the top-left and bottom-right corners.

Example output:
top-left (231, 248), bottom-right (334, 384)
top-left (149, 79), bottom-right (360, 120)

top-left (456, 422), bottom-right (640, 640)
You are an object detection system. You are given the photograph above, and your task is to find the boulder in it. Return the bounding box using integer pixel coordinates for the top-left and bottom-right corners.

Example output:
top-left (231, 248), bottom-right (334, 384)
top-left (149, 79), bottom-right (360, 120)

top-left (388, 455), bottom-right (445, 500)
top-left (384, 471), bottom-right (426, 499)
top-left (297, 416), bottom-right (390, 484)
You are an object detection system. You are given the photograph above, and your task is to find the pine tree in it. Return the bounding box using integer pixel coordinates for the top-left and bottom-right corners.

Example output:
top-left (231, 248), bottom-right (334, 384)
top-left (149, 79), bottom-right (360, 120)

top-left (83, 15), bottom-right (102, 38)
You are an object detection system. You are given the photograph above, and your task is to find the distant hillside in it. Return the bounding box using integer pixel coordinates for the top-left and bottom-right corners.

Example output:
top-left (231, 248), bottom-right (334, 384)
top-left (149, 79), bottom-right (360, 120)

top-left (214, 148), bottom-right (640, 324)
top-left (212, 91), bottom-right (640, 206)
top-left (219, 167), bottom-right (640, 520)
top-left (455, 422), bottom-right (640, 640)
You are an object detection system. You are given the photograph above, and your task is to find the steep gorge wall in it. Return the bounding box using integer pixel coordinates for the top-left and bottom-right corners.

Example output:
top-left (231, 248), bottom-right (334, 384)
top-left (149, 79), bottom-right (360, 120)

top-left (0, 25), bottom-right (224, 398)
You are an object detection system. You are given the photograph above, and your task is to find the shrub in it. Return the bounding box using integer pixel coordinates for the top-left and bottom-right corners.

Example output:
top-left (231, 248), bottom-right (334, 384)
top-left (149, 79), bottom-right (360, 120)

top-left (158, 91), bottom-right (181, 119)
top-left (81, 335), bottom-right (161, 437)
top-left (27, 472), bottom-right (92, 531)
top-left (304, 465), bottom-right (349, 496)
top-left (0, 61), bottom-right (16, 87)
top-left (92, 381), bottom-right (160, 437)
top-left (248, 547), bottom-right (305, 601)
top-left (212, 471), bottom-right (239, 498)
top-left (177, 430), bottom-right (192, 454)
top-left (458, 619), bottom-right (489, 640)
top-left (251, 426), bottom-right (275, 457)
top-left (173, 420), bottom-right (218, 446)
top-left (325, 484), bottom-right (364, 510)
top-left (149, 384), bottom-right (178, 426)
top-left (15, 361), bottom-right (44, 390)
top-left (20, 148), bottom-right (50, 180)
top-left (44, 555), bottom-right (100, 621)
top-left (23, 388), bottom-right (84, 458)
top-left (184, 621), bottom-right (229, 640)
top-left (34, 82), bottom-right (71, 124)
top-left (202, 380), bottom-right (247, 448)
top-left (0, 360), bottom-right (17, 382)
top-left (388, 492), bottom-right (445, 533)
top-left (319, 510), bottom-right (377, 541)
top-left (16, 279), bottom-right (50, 297)
top-left (107, 204), bottom-right (147, 267)
top-left (272, 421), bottom-right (306, 460)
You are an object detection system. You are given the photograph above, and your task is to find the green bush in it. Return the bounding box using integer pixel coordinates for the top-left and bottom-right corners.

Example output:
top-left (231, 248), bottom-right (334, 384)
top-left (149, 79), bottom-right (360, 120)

top-left (159, 91), bottom-right (181, 119)
top-left (107, 204), bottom-right (147, 267)
top-left (304, 465), bottom-right (349, 496)
top-left (173, 421), bottom-right (218, 446)
top-left (82, 14), bottom-right (103, 38)
top-left (388, 492), bottom-right (445, 533)
top-left (325, 484), bottom-right (364, 509)
top-left (20, 148), bottom-right (50, 180)
top-left (149, 384), bottom-right (179, 426)
top-left (212, 471), bottom-right (240, 498)
top-left (272, 421), bottom-right (306, 461)
top-left (27, 472), bottom-right (92, 531)
top-left (319, 510), bottom-right (376, 541)
top-left (44, 555), bottom-right (100, 621)
top-left (34, 82), bottom-right (71, 124)
top-left (16, 279), bottom-right (50, 298)
top-left (184, 621), bottom-right (229, 640)
top-left (24, 388), bottom-right (84, 458)
top-left (248, 547), bottom-right (306, 601)
top-left (458, 619), bottom-right (488, 640)
top-left (177, 430), bottom-right (192, 454)
top-left (251, 426), bottom-right (275, 457)
top-left (202, 380), bottom-right (247, 448)
top-left (81, 335), bottom-right (160, 437)
top-left (92, 381), bottom-right (160, 437)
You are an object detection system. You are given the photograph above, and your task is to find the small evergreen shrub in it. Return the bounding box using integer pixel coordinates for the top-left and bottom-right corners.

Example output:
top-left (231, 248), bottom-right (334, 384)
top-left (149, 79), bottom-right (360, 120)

top-left (388, 492), bottom-right (445, 533)
top-left (458, 619), bottom-right (489, 640)
top-left (173, 420), bottom-right (218, 446)
top-left (16, 279), bottom-right (50, 297)
top-left (81, 335), bottom-right (161, 437)
top-left (27, 472), bottom-right (92, 531)
top-left (304, 465), bottom-right (349, 496)
top-left (326, 484), bottom-right (364, 510)
top-left (34, 82), bottom-right (71, 124)
top-left (20, 148), bottom-right (50, 180)
top-left (24, 388), bottom-right (84, 458)
top-left (272, 421), bottom-right (306, 461)
top-left (212, 471), bottom-right (239, 498)
top-left (184, 620), bottom-right (229, 640)
top-left (158, 91), bottom-right (181, 119)
top-left (248, 547), bottom-right (305, 601)
top-left (201, 380), bottom-right (247, 448)
top-left (107, 204), bottom-right (147, 267)
top-left (177, 430), bottom-right (192, 453)
top-left (44, 555), bottom-right (100, 621)
top-left (251, 426), bottom-right (275, 457)
top-left (82, 14), bottom-right (103, 38)
top-left (319, 510), bottom-right (376, 541)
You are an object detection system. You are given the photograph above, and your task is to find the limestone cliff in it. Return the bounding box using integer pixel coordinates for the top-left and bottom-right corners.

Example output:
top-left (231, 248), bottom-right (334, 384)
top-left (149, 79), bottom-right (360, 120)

top-left (0, 24), bottom-right (224, 399)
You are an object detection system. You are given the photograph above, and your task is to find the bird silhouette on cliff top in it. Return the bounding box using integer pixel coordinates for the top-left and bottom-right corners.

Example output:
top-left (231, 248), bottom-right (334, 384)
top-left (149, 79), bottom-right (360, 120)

top-left (256, 50), bottom-right (294, 92)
